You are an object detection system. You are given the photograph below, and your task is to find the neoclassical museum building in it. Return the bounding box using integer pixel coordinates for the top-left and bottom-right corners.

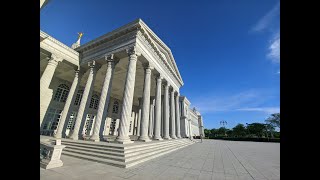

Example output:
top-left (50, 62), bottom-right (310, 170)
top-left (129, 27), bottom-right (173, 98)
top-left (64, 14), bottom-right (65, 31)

top-left (40, 3), bottom-right (204, 145)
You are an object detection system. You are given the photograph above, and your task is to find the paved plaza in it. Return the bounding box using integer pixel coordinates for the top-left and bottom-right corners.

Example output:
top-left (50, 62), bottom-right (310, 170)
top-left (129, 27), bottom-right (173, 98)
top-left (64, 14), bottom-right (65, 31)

top-left (40, 139), bottom-right (280, 180)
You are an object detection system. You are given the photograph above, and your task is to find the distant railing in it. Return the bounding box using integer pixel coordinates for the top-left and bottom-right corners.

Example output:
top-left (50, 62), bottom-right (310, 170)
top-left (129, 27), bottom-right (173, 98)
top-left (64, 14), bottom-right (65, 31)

top-left (40, 139), bottom-right (66, 169)
top-left (40, 130), bottom-right (55, 136)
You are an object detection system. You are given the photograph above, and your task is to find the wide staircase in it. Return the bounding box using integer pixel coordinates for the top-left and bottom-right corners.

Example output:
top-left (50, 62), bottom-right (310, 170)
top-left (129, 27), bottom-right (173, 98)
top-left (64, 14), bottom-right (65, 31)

top-left (59, 138), bottom-right (194, 168)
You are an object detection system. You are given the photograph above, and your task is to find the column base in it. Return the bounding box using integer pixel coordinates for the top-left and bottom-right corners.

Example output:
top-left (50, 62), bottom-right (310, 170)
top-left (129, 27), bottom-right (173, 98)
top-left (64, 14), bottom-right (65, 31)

top-left (115, 136), bottom-right (134, 144)
top-left (89, 135), bottom-right (101, 142)
top-left (69, 136), bottom-right (79, 140)
top-left (177, 136), bottom-right (182, 138)
top-left (171, 135), bottom-right (177, 139)
top-left (153, 136), bottom-right (163, 141)
top-left (163, 136), bottom-right (171, 140)
top-left (138, 136), bottom-right (152, 142)
top-left (53, 133), bottom-right (62, 139)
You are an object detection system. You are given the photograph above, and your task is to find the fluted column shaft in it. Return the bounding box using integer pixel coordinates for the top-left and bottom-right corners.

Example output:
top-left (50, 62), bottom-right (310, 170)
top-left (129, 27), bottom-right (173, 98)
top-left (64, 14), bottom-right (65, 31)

top-left (54, 69), bottom-right (81, 138)
top-left (137, 98), bottom-right (142, 136)
top-left (170, 89), bottom-right (177, 139)
top-left (116, 49), bottom-right (139, 144)
top-left (90, 57), bottom-right (117, 141)
top-left (148, 97), bottom-right (155, 137)
top-left (69, 61), bottom-right (98, 140)
top-left (153, 76), bottom-right (163, 140)
top-left (175, 93), bottom-right (181, 138)
top-left (163, 83), bottom-right (170, 139)
top-left (40, 55), bottom-right (60, 127)
top-left (138, 66), bottom-right (152, 142)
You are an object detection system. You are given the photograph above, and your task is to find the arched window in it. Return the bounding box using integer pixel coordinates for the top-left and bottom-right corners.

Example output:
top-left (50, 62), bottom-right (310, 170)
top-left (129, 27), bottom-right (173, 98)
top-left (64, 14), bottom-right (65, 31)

top-left (89, 94), bottom-right (99, 109)
top-left (53, 84), bottom-right (70, 102)
top-left (112, 101), bottom-right (119, 114)
top-left (74, 90), bottom-right (84, 106)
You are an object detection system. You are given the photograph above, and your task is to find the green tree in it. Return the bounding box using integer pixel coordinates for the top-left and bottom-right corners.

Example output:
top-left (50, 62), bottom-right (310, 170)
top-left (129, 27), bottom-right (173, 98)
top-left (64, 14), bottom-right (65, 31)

top-left (246, 123), bottom-right (266, 137)
top-left (232, 123), bottom-right (247, 137)
top-left (217, 127), bottom-right (228, 136)
top-left (204, 129), bottom-right (210, 137)
top-left (266, 113), bottom-right (280, 128)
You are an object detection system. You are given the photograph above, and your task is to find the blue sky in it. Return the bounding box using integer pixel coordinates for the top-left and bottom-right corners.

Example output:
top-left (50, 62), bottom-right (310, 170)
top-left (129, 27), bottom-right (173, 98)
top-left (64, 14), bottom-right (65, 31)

top-left (41, 0), bottom-right (280, 129)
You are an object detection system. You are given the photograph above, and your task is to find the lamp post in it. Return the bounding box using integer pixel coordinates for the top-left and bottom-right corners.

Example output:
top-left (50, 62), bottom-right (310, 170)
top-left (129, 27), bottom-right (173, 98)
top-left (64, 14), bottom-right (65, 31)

top-left (220, 120), bottom-right (227, 136)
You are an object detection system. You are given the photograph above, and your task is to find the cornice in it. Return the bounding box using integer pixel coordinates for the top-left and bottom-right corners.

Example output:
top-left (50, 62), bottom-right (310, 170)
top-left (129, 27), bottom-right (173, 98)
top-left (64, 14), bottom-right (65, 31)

top-left (40, 30), bottom-right (79, 56)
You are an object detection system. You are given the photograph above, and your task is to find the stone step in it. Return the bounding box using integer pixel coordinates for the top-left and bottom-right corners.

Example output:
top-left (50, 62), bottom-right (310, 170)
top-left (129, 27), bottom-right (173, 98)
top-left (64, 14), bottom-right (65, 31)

top-left (64, 145), bottom-right (125, 157)
top-left (61, 138), bottom-right (195, 168)
top-left (63, 148), bottom-right (125, 162)
top-left (125, 139), bottom-right (192, 153)
top-left (123, 139), bottom-right (191, 150)
top-left (62, 151), bottom-right (126, 168)
top-left (61, 141), bottom-right (125, 153)
top-left (125, 141), bottom-right (193, 158)
top-left (126, 143), bottom-right (192, 168)
top-left (125, 142), bottom-right (194, 162)
top-left (61, 139), bottom-right (125, 150)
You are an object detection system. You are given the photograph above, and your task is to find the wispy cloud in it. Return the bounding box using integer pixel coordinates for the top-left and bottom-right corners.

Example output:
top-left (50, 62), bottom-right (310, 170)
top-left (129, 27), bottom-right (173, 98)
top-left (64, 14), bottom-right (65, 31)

top-left (251, 2), bottom-right (280, 32)
top-left (267, 31), bottom-right (280, 63)
top-left (236, 107), bottom-right (280, 114)
top-left (192, 90), bottom-right (269, 114)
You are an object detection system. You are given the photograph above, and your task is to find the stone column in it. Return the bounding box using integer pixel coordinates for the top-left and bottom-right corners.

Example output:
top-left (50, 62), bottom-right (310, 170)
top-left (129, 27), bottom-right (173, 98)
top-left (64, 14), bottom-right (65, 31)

top-left (54, 69), bottom-right (82, 138)
top-left (115, 47), bottom-right (140, 144)
top-left (137, 98), bottom-right (142, 136)
top-left (69, 61), bottom-right (99, 140)
top-left (189, 120), bottom-right (193, 139)
top-left (170, 89), bottom-right (177, 139)
top-left (40, 54), bottom-right (61, 127)
top-left (148, 97), bottom-right (155, 138)
top-left (90, 55), bottom-right (117, 142)
top-left (163, 83), bottom-right (171, 139)
top-left (175, 92), bottom-right (182, 138)
top-left (153, 76), bottom-right (163, 140)
top-left (138, 65), bottom-right (153, 142)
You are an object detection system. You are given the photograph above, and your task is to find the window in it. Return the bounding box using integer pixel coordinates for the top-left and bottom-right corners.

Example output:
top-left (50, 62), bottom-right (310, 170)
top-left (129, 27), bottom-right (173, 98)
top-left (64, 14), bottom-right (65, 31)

top-left (89, 94), bottom-right (99, 109)
top-left (43, 108), bottom-right (62, 130)
top-left (129, 121), bottom-right (132, 132)
top-left (112, 101), bottom-right (119, 114)
top-left (66, 112), bottom-right (77, 130)
top-left (53, 84), bottom-right (70, 102)
top-left (84, 114), bottom-right (95, 135)
top-left (74, 90), bottom-right (83, 106)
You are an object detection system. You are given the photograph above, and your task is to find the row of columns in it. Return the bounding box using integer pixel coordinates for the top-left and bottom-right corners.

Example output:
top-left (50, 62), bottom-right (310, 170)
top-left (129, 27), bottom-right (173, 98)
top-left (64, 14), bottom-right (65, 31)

top-left (41, 47), bottom-right (182, 144)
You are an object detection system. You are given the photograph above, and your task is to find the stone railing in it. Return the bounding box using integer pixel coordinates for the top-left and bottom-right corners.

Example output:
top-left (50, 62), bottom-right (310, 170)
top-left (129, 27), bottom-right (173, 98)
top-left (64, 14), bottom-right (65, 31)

top-left (40, 129), bottom-right (55, 136)
top-left (40, 139), bottom-right (66, 169)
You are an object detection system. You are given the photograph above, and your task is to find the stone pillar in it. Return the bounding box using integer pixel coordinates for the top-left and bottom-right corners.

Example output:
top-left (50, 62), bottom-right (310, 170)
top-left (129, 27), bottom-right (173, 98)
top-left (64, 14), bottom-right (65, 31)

top-left (138, 65), bottom-right (153, 142)
top-left (153, 76), bottom-right (163, 140)
top-left (54, 69), bottom-right (82, 138)
top-left (137, 98), bottom-right (142, 136)
top-left (175, 92), bottom-right (182, 138)
top-left (148, 97), bottom-right (155, 138)
top-left (90, 55), bottom-right (117, 142)
top-left (189, 120), bottom-right (193, 139)
top-left (40, 54), bottom-right (61, 128)
top-left (163, 83), bottom-right (171, 139)
top-left (115, 47), bottom-right (140, 144)
top-left (69, 61), bottom-right (99, 140)
top-left (170, 89), bottom-right (177, 139)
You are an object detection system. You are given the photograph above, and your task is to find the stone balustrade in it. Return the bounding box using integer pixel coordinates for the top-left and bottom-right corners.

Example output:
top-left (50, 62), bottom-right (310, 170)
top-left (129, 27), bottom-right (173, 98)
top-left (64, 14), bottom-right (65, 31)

top-left (40, 139), bottom-right (66, 169)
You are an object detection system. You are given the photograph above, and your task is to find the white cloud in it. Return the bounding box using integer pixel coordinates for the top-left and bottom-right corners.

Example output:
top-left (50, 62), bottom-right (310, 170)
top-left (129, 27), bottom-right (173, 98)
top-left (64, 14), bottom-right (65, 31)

top-left (192, 90), bottom-right (264, 114)
top-left (252, 2), bottom-right (280, 32)
top-left (267, 32), bottom-right (280, 63)
top-left (236, 107), bottom-right (280, 114)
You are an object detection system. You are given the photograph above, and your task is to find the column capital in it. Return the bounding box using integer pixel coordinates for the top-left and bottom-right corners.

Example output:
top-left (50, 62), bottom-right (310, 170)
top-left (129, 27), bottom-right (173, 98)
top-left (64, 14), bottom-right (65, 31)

top-left (50, 54), bottom-right (63, 62)
top-left (156, 75), bottom-right (163, 81)
top-left (105, 54), bottom-right (120, 64)
top-left (142, 63), bottom-right (154, 70)
top-left (126, 46), bottom-right (141, 57)
top-left (88, 60), bottom-right (101, 71)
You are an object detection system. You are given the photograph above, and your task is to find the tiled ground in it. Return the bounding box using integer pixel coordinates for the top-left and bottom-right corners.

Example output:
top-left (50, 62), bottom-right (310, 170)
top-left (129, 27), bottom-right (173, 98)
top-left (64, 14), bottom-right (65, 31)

top-left (40, 139), bottom-right (280, 180)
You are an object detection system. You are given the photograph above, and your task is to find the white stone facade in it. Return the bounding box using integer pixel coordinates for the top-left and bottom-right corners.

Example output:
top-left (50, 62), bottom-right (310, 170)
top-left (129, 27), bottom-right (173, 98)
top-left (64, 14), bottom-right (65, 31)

top-left (40, 19), bottom-right (204, 143)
